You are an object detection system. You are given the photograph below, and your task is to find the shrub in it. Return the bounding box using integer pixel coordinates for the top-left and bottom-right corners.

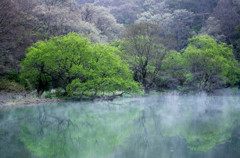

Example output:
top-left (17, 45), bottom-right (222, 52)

top-left (0, 78), bottom-right (25, 93)
top-left (44, 91), bottom-right (52, 99)
top-left (3, 72), bottom-right (32, 91)
top-left (55, 88), bottom-right (65, 98)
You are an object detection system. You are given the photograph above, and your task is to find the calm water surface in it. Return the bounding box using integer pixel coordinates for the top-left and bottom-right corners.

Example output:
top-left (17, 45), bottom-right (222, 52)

top-left (1, 94), bottom-right (240, 158)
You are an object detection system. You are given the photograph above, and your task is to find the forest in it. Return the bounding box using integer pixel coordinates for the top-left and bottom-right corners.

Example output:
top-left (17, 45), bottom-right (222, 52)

top-left (1, 0), bottom-right (240, 97)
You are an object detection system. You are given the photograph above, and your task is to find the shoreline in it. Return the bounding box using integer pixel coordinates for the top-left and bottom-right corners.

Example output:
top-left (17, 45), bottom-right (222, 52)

top-left (0, 92), bottom-right (66, 108)
top-left (0, 98), bottom-right (65, 108)
top-left (0, 88), bottom-right (239, 108)
top-left (0, 93), bottom-right (126, 108)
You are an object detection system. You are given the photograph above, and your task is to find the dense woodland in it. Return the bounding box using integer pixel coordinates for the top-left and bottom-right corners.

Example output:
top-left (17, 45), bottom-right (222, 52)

top-left (1, 0), bottom-right (240, 96)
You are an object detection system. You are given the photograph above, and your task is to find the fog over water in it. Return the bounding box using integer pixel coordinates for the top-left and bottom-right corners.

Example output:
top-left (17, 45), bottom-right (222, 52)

top-left (1, 94), bottom-right (240, 158)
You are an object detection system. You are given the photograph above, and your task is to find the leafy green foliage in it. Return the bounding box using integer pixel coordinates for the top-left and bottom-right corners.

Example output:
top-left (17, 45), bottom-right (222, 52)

top-left (160, 50), bottom-right (185, 89)
top-left (158, 35), bottom-right (240, 92)
top-left (44, 91), bottom-right (53, 99)
top-left (21, 33), bottom-right (140, 97)
top-left (55, 88), bottom-right (65, 98)
top-left (182, 35), bottom-right (240, 91)
top-left (66, 44), bottom-right (141, 97)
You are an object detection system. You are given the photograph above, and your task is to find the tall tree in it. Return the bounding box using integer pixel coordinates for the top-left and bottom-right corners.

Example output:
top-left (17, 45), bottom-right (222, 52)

top-left (121, 22), bottom-right (167, 92)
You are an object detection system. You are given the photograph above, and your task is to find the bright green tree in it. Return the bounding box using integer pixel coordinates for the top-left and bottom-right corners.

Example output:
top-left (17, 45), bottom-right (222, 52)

top-left (182, 35), bottom-right (240, 92)
top-left (66, 44), bottom-right (141, 98)
top-left (21, 33), bottom-right (140, 97)
top-left (21, 33), bottom-right (92, 96)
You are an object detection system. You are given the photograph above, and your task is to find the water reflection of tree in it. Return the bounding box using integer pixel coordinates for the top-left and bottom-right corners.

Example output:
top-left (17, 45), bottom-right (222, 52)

top-left (20, 104), bottom-right (142, 158)
top-left (116, 96), bottom-right (240, 158)
top-left (20, 106), bottom-right (73, 158)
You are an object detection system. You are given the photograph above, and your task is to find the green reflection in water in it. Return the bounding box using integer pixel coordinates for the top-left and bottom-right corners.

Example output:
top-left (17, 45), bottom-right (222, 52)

top-left (156, 96), bottom-right (240, 152)
top-left (19, 102), bottom-right (142, 158)
top-left (1, 95), bottom-right (240, 158)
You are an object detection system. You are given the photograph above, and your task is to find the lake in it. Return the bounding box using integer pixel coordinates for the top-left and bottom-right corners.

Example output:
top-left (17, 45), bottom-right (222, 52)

top-left (1, 94), bottom-right (240, 158)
